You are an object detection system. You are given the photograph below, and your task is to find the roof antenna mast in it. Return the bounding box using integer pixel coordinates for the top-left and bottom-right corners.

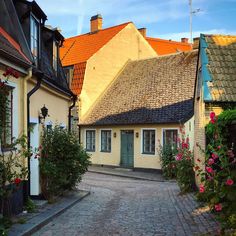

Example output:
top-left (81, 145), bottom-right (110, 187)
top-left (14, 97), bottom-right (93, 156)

top-left (189, 0), bottom-right (201, 43)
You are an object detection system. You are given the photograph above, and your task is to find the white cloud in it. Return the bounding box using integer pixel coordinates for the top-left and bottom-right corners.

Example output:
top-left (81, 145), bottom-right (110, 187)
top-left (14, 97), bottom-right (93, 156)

top-left (157, 29), bottom-right (236, 42)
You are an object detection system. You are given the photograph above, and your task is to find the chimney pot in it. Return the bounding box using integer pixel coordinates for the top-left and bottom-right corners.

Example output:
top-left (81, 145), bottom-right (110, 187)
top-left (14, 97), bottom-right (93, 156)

top-left (181, 37), bottom-right (189, 43)
top-left (90, 14), bottom-right (103, 32)
top-left (138, 28), bottom-right (147, 38)
top-left (193, 37), bottom-right (200, 49)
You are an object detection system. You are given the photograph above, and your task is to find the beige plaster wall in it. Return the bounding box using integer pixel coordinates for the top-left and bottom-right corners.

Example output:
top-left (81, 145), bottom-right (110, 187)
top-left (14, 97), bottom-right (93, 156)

top-left (27, 79), bottom-right (70, 126)
top-left (81, 123), bottom-right (182, 170)
top-left (184, 116), bottom-right (194, 150)
top-left (80, 23), bottom-right (157, 119)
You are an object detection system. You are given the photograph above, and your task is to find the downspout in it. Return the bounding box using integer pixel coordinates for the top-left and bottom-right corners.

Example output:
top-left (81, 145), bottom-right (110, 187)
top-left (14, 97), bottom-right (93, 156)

top-left (27, 72), bottom-right (43, 197)
top-left (68, 94), bottom-right (77, 132)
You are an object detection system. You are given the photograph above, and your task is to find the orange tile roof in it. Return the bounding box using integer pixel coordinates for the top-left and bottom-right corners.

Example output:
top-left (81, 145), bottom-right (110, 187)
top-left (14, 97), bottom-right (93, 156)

top-left (60, 22), bottom-right (131, 67)
top-left (146, 37), bottom-right (192, 55)
top-left (0, 27), bottom-right (31, 63)
top-left (71, 62), bottom-right (87, 95)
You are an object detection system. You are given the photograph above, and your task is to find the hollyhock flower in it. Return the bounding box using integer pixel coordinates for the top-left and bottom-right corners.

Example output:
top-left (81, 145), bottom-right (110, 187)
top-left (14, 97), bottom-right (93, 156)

top-left (186, 137), bottom-right (189, 143)
top-left (210, 119), bottom-right (216, 124)
top-left (217, 146), bottom-right (221, 150)
top-left (212, 153), bottom-right (219, 160)
top-left (226, 178), bottom-right (234, 186)
top-left (199, 184), bottom-right (205, 193)
top-left (210, 112), bottom-right (216, 120)
top-left (214, 203), bottom-right (222, 212)
top-left (207, 175), bottom-right (213, 181)
top-left (14, 178), bottom-right (21, 185)
top-left (206, 167), bottom-right (214, 174)
top-left (175, 153), bottom-right (183, 161)
top-left (182, 142), bottom-right (189, 149)
top-left (208, 158), bottom-right (215, 165)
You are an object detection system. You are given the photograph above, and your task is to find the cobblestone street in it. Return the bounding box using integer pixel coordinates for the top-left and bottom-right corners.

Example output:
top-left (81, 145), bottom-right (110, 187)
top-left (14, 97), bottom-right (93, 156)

top-left (33, 172), bottom-right (219, 236)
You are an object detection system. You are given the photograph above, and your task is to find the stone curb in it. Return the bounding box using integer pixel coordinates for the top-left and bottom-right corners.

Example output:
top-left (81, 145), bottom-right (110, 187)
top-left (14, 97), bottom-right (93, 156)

top-left (88, 170), bottom-right (174, 183)
top-left (8, 191), bottom-right (90, 236)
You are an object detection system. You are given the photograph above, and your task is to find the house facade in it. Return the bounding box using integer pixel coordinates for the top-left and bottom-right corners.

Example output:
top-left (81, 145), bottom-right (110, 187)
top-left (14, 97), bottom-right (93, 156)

top-left (194, 34), bottom-right (236, 183)
top-left (80, 51), bottom-right (197, 169)
top-left (13, 0), bottom-right (75, 197)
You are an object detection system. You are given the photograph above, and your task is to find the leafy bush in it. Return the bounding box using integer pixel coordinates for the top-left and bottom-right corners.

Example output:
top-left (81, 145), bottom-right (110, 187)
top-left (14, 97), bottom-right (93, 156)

top-left (159, 143), bottom-right (177, 179)
top-left (196, 110), bottom-right (236, 231)
top-left (39, 126), bottom-right (91, 201)
top-left (175, 126), bottom-right (195, 193)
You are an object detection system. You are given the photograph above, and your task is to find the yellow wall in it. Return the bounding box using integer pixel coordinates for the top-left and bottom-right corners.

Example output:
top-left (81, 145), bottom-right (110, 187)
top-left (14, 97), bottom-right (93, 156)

top-left (185, 116), bottom-right (194, 150)
top-left (27, 79), bottom-right (70, 126)
top-left (80, 23), bottom-right (157, 119)
top-left (81, 123), bottom-right (185, 170)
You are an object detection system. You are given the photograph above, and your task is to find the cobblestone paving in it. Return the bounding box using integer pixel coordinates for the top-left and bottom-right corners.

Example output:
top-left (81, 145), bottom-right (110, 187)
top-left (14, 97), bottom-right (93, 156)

top-left (33, 172), bottom-right (220, 236)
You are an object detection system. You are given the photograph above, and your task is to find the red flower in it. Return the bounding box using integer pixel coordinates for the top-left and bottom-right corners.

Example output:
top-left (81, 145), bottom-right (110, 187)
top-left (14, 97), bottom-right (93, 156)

top-left (206, 167), bottom-right (214, 174)
top-left (226, 178), bottom-right (234, 186)
top-left (212, 153), bottom-right (219, 160)
top-left (208, 158), bottom-right (215, 165)
top-left (214, 203), bottom-right (222, 212)
top-left (14, 178), bottom-right (21, 185)
top-left (199, 184), bottom-right (205, 193)
top-left (210, 112), bottom-right (216, 120)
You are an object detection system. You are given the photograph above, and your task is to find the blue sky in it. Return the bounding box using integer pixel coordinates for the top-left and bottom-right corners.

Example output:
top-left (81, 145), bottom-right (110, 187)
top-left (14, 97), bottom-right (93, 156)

top-left (36, 0), bottom-right (236, 41)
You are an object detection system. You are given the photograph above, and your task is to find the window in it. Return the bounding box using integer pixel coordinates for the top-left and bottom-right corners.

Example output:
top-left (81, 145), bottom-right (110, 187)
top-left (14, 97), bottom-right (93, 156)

top-left (30, 15), bottom-right (39, 66)
top-left (0, 86), bottom-right (13, 147)
top-left (86, 130), bottom-right (95, 152)
top-left (52, 41), bottom-right (58, 73)
top-left (163, 129), bottom-right (178, 148)
top-left (142, 130), bottom-right (155, 154)
top-left (101, 130), bottom-right (111, 152)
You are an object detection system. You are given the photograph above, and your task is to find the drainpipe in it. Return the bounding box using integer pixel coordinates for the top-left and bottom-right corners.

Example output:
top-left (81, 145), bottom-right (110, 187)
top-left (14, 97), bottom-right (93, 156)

top-left (27, 72), bottom-right (43, 197)
top-left (68, 94), bottom-right (77, 132)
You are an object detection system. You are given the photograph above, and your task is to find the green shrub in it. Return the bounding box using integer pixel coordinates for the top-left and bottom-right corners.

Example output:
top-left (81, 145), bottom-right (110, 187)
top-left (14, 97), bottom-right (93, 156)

top-left (159, 143), bottom-right (177, 179)
top-left (196, 110), bottom-right (236, 231)
top-left (39, 126), bottom-right (91, 201)
top-left (175, 126), bottom-right (195, 193)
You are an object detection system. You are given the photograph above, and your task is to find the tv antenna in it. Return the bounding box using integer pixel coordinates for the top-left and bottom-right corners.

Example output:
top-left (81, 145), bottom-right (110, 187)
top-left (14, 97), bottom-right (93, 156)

top-left (189, 0), bottom-right (201, 43)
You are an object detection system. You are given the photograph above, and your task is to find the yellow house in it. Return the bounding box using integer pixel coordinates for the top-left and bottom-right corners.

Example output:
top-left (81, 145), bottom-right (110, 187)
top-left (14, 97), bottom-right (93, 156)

top-left (12, 0), bottom-right (75, 197)
top-left (194, 34), bottom-right (236, 184)
top-left (80, 51), bottom-right (198, 169)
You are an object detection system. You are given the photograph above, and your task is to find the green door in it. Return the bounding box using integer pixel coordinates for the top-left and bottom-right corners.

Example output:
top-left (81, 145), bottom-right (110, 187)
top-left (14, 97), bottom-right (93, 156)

top-left (120, 130), bottom-right (134, 168)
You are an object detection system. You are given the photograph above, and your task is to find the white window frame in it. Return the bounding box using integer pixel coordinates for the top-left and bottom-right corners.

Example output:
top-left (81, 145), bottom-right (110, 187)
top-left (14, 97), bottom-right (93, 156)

top-left (85, 129), bottom-right (96, 152)
top-left (141, 128), bottom-right (157, 156)
top-left (100, 129), bottom-right (112, 153)
top-left (161, 128), bottom-right (179, 147)
top-left (0, 80), bottom-right (18, 149)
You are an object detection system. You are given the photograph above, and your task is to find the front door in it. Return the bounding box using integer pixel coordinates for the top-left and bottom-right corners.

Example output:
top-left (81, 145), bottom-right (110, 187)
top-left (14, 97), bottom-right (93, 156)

top-left (120, 130), bottom-right (134, 168)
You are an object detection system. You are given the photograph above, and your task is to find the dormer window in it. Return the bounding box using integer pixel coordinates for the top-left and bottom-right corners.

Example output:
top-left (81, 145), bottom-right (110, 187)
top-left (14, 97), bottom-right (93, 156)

top-left (52, 41), bottom-right (58, 74)
top-left (30, 14), bottom-right (39, 66)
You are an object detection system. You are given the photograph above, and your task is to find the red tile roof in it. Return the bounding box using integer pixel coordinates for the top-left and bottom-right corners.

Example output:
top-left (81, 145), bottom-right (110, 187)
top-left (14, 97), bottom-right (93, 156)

top-left (60, 22), bottom-right (131, 67)
top-left (146, 37), bottom-right (192, 55)
top-left (71, 62), bottom-right (87, 95)
top-left (0, 27), bottom-right (31, 63)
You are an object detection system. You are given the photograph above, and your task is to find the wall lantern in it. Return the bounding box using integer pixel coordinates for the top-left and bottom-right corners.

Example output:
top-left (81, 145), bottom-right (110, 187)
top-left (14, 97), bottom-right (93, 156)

top-left (113, 132), bottom-right (117, 138)
top-left (38, 104), bottom-right (49, 124)
top-left (136, 132), bottom-right (139, 138)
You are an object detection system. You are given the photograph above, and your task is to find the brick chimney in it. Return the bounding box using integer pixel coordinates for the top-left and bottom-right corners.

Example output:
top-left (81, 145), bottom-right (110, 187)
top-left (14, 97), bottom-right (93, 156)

top-left (90, 14), bottom-right (103, 32)
top-left (138, 28), bottom-right (147, 37)
top-left (181, 37), bottom-right (189, 43)
top-left (193, 37), bottom-right (200, 49)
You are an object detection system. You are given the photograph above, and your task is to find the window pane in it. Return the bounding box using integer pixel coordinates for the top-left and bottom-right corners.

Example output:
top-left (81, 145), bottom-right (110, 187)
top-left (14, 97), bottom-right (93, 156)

top-left (86, 130), bottom-right (95, 151)
top-left (163, 129), bottom-right (178, 148)
top-left (101, 130), bottom-right (111, 152)
top-left (143, 130), bottom-right (155, 154)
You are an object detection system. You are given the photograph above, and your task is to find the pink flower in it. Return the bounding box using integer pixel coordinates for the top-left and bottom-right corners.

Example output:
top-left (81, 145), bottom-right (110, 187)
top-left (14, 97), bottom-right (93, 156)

top-left (186, 137), bottom-right (189, 143)
top-left (175, 153), bottom-right (183, 161)
top-left (207, 175), bottom-right (213, 181)
top-left (217, 146), bottom-right (221, 150)
top-left (182, 142), bottom-right (189, 149)
top-left (14, 178), bottom-right (21, 185)
top-left (226, 178), bottom-right (234, 186)
top-left (208, 158), bottom-right (215, 165)
top-left (212, 153), bottom-right (219, 160)
top-left (210, 119), bottom-right (216, 124)
top-left (210, 112), bottom-right (216, 120)
top-left (206, 167), bottom-right (214, 174)
top-left (199, 184), bottom-right (205, 193)
top-left (214, 203), bottom-right (222, 212)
